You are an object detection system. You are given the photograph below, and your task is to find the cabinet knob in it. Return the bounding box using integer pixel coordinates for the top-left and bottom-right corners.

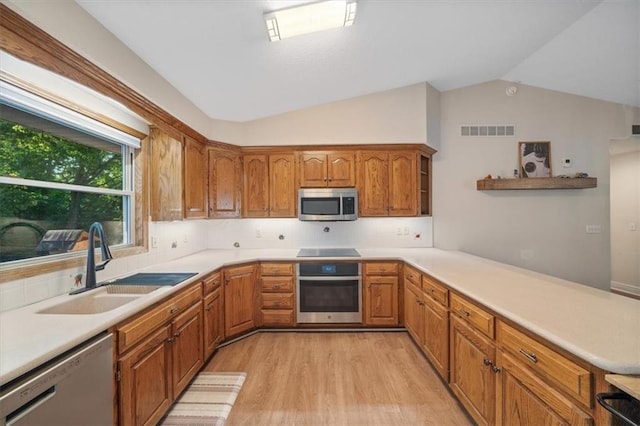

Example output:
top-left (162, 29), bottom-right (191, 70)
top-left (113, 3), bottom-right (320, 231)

top-left (492, 365), bottom-right (501, 373)
top-left (173, 331), bottom-right (181, 338)
top-left (458, 309), bottom-right (470, 317)
top-left (273, 284), bottom-right (280, 290)
top-left (483, 358), bottom-right (493, 366)
top-left (167, 337), bottom-right (175, 343)
top-left (169, 307), bottom-right (179, 314)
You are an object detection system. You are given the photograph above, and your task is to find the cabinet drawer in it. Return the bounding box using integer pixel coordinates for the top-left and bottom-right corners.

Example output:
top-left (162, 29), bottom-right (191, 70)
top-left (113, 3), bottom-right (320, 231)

top-left (262, 309), bottom-right (295, 325)
top-left (117, 284), bottom-right (201, 353)
top-left (404, 264), bottom-right (421, 287)
top-left (262, 293), bottom-right (294, 309)
top-left (202, 271), bottom-right (221, 295)
top-left (422, 274), bottom-right (448, 306)
top-left (261, 263), bottom-right (294, 276)
top-left (450, 293), bottom-right (494, 339)
top-left (497, 321), bottom-right (592, 407)
top-left (364, 262), bottom-right (399, 275)
top-left (262, 276), bottom-right (294, 292)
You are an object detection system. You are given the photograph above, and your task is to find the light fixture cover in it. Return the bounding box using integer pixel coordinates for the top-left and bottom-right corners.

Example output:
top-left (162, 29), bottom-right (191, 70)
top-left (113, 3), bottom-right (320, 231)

top-left (264, 0), bottom-right (357, 42)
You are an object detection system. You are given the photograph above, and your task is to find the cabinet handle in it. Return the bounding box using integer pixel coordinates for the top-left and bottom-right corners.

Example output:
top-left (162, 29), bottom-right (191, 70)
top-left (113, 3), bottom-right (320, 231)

top-left (492, 365), bottom-right (501, 373)
top-left (167, 337), bottom-right (175, 343)
top-left (429, 288), bottom-right (435, 293)
top-left (205, 306), bottom-right (211, 311)
top-left (174, 331), bottom-right (181, 338)
top-left (458, 308), bottom-right (470, 317)
top-left (518, 349), bottom-right (538, 364)
top-left (328, 177), bottom-right (332, 181)
top-left (273, 284), bottom-right (280, 290)
top-left (169, 307), bottom-right (179, 314)
top-left (483, 358), bottom-right (493, 366)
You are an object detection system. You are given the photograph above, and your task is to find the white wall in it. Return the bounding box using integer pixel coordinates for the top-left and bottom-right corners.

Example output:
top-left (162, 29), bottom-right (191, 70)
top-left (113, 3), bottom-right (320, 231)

top-left (610, 138), bottom-right (640, 296)
top-left (206, 217), bottom-right (433, 250)
top-left (1, 0), bottom-right (243, 143)
top-left (241, 83), bottom-right (428, 146)
top-left (434, 80), bottom-right (633, 289)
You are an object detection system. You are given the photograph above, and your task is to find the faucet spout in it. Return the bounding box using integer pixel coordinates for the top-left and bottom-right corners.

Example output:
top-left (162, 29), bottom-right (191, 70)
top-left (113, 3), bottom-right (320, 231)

top-left (85, 222), bottom-right (113, 290)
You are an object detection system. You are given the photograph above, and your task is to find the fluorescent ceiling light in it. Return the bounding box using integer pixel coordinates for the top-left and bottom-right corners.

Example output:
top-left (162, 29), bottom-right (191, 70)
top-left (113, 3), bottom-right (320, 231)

top-left (264, 0), bottom-right (357, 42)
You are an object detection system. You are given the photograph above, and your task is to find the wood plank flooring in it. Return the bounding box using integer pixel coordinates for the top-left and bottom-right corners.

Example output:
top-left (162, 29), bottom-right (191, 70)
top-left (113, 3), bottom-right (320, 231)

top-left (204, 331), bottom-right (472, 425)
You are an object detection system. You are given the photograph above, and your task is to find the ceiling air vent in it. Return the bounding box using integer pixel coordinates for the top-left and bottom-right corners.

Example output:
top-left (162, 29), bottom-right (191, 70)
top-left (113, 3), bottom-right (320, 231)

top-left (461, 124), bottom-right (515, 137)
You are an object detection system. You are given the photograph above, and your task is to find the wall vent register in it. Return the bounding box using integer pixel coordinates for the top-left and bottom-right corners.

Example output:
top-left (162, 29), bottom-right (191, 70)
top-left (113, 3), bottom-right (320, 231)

top-left (461, 124), bottom-right (515, 137)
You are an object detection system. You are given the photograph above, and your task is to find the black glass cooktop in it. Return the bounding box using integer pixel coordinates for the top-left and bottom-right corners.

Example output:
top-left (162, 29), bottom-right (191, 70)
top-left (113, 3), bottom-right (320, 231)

top-left (297, 248), bottom-right (360, 258)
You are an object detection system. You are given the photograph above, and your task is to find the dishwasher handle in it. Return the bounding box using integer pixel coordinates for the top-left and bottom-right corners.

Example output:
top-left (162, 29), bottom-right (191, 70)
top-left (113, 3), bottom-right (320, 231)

top-left (5, 386), bottom-right (56, 426)
top-left (596, 392), bottom-right (640, 426)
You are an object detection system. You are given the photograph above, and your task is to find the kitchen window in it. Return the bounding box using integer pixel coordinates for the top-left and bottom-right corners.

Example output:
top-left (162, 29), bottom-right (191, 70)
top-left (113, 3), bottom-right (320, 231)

top-left (0, 81), bottom-right (140, 265)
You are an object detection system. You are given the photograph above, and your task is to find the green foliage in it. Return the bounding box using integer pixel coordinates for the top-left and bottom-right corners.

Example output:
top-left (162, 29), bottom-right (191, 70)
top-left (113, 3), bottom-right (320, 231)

top-left (0, 119), bottom-right (124, 230)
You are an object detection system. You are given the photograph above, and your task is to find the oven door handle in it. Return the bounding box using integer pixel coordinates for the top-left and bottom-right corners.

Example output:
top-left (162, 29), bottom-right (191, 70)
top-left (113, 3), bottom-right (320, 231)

top-left (298, 276), bottom-right (361, 281)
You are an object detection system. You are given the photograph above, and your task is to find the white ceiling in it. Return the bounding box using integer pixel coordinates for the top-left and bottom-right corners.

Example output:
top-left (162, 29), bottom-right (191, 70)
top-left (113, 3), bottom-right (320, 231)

top-left (76, 0), bottom-right (639, 123)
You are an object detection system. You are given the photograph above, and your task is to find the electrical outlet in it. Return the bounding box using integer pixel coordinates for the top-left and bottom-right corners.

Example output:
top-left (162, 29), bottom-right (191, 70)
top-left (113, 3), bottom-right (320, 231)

top-left (403, 227), bottom-right (410, 235)
top-left (396, 227), bottom-right (402, 236)
top-left (151, 236), bottom-right (158, 248)
top-left (562, 158), bottom-right (572, 168)
top-left (256, 229), bottom-right (262, 238)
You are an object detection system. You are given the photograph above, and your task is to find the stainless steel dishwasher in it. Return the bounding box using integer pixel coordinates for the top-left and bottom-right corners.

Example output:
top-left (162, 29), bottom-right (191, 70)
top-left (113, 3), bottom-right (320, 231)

top-left (0, 333), bottom-right (113, 426)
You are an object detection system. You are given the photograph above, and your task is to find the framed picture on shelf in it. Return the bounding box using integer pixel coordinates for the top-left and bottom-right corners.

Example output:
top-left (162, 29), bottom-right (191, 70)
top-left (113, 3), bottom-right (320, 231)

top-left (519, 141), bottom-right (551, 178)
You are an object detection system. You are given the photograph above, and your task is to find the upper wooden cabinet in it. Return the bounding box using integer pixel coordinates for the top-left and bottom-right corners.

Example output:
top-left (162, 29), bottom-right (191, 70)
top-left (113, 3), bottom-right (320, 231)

top-left (299, 151), bottom-right (355, 187)
top-left (208, 148), bottom-right (242, 218)
top-left (358, 150), bottom-right (417, 216)
top-left (183, 136), bottom-right (207, 219)
top-left (243, 153), bottom-right (296, 218)
top-left (149, 127), bottom-right (183, 221)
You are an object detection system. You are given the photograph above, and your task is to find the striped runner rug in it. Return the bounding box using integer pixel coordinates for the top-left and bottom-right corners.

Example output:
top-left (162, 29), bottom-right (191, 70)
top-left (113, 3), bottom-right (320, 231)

top-left (159, 372), bottom-right (246, 426)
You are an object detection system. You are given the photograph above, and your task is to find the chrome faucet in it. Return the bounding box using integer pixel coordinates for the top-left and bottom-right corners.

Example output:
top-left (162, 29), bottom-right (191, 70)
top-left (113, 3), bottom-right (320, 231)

top-left (71, 222), bottom-right (113, 294)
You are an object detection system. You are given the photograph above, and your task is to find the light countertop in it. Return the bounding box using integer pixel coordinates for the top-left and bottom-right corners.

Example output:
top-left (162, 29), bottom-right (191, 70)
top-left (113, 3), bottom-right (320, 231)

top-left (1, 248), bottom-right (639, 387)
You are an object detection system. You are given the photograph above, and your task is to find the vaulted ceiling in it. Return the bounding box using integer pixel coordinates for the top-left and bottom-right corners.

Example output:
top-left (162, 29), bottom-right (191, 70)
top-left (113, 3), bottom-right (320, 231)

top-left (76, 0), bottom-right (639, 122)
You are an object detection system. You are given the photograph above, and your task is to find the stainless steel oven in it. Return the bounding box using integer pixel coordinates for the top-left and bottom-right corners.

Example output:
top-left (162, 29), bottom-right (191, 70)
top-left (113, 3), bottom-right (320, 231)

top-left (296, 262), bottom-right (362, 324)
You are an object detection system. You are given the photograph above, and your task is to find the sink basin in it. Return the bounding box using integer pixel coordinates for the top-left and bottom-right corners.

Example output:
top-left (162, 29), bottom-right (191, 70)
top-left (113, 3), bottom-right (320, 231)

top-left (37, 285), bottom-right (162, 315)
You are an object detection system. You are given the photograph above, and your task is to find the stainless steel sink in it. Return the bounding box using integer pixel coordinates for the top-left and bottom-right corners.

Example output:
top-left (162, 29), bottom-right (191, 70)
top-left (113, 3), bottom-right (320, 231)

top-left (37, 285), bottom-right (163, 315)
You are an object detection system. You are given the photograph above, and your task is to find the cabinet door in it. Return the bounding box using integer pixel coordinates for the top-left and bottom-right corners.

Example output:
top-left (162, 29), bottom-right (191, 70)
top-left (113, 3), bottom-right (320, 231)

top-left (224, 264), bottom-right (257, 337)
top-left (208, 149), bottom-right (241, 218)
top-left (388, 151), bottom-right (417, 216)
top-left (183, 136), bottom-right (207, 219)
top-left (150, 127), bottom-right (183, 221)
top-left (118, 324), bottom-right (173, 426)
top-left (404, 284), bottom-right (423, 343)
top-left (171, 302), bottom-right (204, 397)
top-left (269, 154), bottom-right (296, 217)
top-left (364, 276), bottom-right (398, 326)
top-left (450, 315), bottom-right (496, 426)
top-left (327, 152), bottom-right (355, 187)
top-left (421, 295), bottom-right (449, 380)
top-left (243, 154), bottom-right (269, 217)
top-left (358, 151), bottom-right (389, 216)
top-left (299, 152), bottom-right (328, 187)
top-left (204, 287), bottom-right (223, 359)
top-left (496, 351), bottom-right (593, 426)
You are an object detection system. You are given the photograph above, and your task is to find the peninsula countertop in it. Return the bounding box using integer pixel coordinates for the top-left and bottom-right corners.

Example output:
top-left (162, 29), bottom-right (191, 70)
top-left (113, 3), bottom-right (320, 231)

top-left (1, 248), bottom-right (639, 386)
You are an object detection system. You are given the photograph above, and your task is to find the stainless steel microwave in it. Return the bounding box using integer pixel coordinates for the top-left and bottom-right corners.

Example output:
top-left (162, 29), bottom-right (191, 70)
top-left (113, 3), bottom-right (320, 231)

top-left (298, 188), bottom-right (358, 221)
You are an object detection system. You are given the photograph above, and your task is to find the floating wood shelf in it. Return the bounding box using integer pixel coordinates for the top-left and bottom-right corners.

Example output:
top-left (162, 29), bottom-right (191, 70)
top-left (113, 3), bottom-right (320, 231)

top-left (476, 177), bottom-right (597, 190)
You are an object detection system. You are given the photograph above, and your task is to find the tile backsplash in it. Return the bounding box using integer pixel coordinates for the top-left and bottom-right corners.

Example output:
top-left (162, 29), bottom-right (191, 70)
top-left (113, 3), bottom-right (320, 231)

top-left (1, 216), bottom-right (432, 312)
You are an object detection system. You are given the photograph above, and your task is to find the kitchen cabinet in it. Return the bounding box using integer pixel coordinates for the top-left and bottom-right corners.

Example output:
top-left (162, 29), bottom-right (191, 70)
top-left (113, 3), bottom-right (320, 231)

top-left (116, 284), bottom-right (203, 426)
top-left (299, 151), bottom-right (355, 187)
top-left (149, 126), bottom-right (183, 221)
top-left (450, 314), bottom-right (496, 426)
top-left (203, 271), bottom-right (223, 360)
top-left (357, 150), bottom-right (416, 216)
top-left (495, 351), bottom-right (592, 425)
top-left (208, 148), bottom-right (242, 218)
top-left (260, 262), bottom-right (295, 326)
top-left (363, 262), bottom-right (399, 326)
top-left (183, 136), bottom-right (207, 219)
top-left (243, 153), bottom-right (296, 217)
top-left (224, 263), bottom-right (258, 337)
top-left (404, 282), bottom-right (424, 343)
top-left (420, 274), bottom-right (449, 380)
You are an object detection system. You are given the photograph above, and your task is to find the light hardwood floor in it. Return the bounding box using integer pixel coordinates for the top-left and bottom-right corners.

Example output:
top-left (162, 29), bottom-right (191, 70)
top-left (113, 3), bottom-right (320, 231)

top-left (204, 331), bottom-right (472, 425)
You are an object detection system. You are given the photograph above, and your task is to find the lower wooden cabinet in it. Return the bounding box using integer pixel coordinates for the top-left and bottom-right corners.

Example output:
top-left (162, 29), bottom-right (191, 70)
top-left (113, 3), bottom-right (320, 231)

top-left (203, 287), bottom-right (223, 359)
top-left (363, 262), bottom-right (400, 326)
top-left (224, 264), bottom-right (258, 337)
top-left (116, 286), bottom-right (204, 426)
top-left (118, 325), bottom-right (173, 426)
top-left (260, 262), bottom-right (295, 327)
top-left (495, 351), bottom-right (593, 425)
top-left (420, 294), bottom-right (449, 380)
top-left (404, 283), bottom-right (424, 343)
top-left (450, 315), bottom-right (496, 426)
